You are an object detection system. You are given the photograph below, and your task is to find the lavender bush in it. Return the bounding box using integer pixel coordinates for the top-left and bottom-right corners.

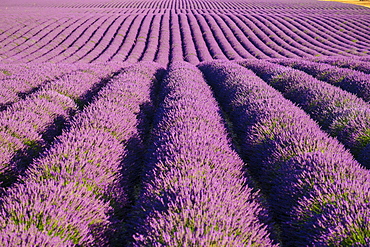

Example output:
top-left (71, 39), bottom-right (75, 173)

top-left (132, 61), bottom-right (278, 246)
top-left (0, 62), bottom-right (124, 188)
top-left (239, 59), bottom-right (370, 167)
top-left (311, 56), bottom-right (370, 74)
top-left (0, 61), bottom-right (164, 245)
top-left (199, 60), bottom-right (370, 246)
top-left (271, 58), bottom-right (370, 102)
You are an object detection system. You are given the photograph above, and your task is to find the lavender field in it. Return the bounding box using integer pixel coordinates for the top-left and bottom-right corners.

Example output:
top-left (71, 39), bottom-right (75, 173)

top-left (0, 0), bottom-right (370, 246)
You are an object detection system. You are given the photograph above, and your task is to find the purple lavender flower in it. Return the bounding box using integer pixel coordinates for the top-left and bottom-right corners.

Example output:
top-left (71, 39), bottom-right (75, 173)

top-left (133, 61), bottom-right (278, 246)
top-left (199, 60), bottom-right (370, 246)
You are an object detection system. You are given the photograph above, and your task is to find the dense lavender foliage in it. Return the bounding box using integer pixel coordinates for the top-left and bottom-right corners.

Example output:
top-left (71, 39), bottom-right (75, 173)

top-left (198, 60), bottom-right (370, 246)
top-left (0, 62), bottom-right (125, 188)
top-left (0, 179), bottom-right (111, 245)
top-left (239, 59), bottom-right (370, 167)
top-left (0, 61), bottom-right (164, 245)
top-left (309, 56), bottom-right (370, 74)
top-left (132, 62), bottom-right (277, 246)
top-left (0, 0), bottom-right (370, 246)
top-left (0, 63), bottom-right (80, 110)
top-left (270, 58), bottom-right (370, 102)
top-left (0, 90), bottom-right (76, 186)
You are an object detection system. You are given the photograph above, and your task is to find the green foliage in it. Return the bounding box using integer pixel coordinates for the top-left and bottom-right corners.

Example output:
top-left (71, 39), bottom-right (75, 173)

top-left (357, 129), bottom-right (370, 148)
top-left (1, 70), bottom-right (11, 76)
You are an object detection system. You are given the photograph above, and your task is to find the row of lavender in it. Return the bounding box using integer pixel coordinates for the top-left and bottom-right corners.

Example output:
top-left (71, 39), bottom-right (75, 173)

top-left (0, 7), bottom-right (369, 64)
top-left (198, 60), bottom-right (370, 246)
top-left (130, 62), bottom-right (276, 246)
top-left (238, 59), bottom-right (370, 167)
top-left (0, 61), bottom-right (125, 188)
top-left (0, 61), bottom-right (161, 245)
top-left (0, 61), bottom-right (277, 246)
top-left (0, 60), bottom-right (369, 245)
top-left (0, 63), bottom-right (71, 109)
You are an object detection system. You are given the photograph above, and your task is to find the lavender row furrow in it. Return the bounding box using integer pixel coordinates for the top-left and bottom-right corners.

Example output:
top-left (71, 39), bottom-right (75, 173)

top-left (225, 14), bottom-right (270, 59)
top-left (216, 14), bottom-right (256, 58)
top-left (140, 14), bottom-right (161, 63)
top-left (262, 15), bottom-right (343, 56)
top-left (64, 15), bottom-right (119, 63)
top-left (60, 15), bottom-right (113, 63)
top-left (0, 61), bottom-right (164, 246)
top-left (235, 15), bottom-right (286, 58)
top-left (50, 15), bottom-right (108, 63)
top-left (0, 90), bottom-right (76, 184)
top-left (153, 14), bottom-right (170, 66)
top-left (37, 0), bottom-right (368, 11)
top-left (0, 19), bottom-right (27, 44)
top-left (132, 61), bottom-right (277, 246)
top-left (78, 15), bottom-right (125, 63)
top-left (0, 16), bottom-right (72, 60)
top-left (297, 15), bottom-right (369, 54)
top-left (211, 14), bottom-right (255, 59)
top-left (303, 15), bottom-right (369, 49)
top-left (107, 14), bottom-right (139, 62)
top-left (204, 14), bottom-right (245, 60)
top-left (198, 60), bottom-right (370, 246)
top-left (0, 18), bottom-right (58, 55)
top-left (178, 13), bottom-right (200, 64)
top-left (1, 0), bottom-right (369, 62)
top-left (93, 15), bottom-right (135, 63)
top-left (241, 59), bottom-right (370, 166)
top-left (194, 14), bottom-right (228, 60)
top-left (1, 8), bottom-right (369, 62)
top-left (28, 15), bottom-right (97, 63)
top-left (169, 13), bottom-right (184, 63)
top-left (186, 13), bottom-right (213, 62)
top-left (327, 16), bottom-right (370, 44)
top-left (272, 58), bottom-right (370, 102)
top-left (250, 14), bottom-right (326, 57)
top-left (246, 15), bottom-right (306, 58)
top-left (110, 14), bottom-right (144, 63)
top-left (293, 16), bottom-right (361, 53)
top-left (125, 14), bottom-right (156, 63)
top-left (16, 17), bottom-right (83, 63)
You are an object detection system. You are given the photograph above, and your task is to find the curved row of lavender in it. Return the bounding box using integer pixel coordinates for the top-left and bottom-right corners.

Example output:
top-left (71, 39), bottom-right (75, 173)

top-left (0, 0), bottom-right (369, 64)
top-left (0, 63), bottom-right (79, 110)
top-left (269, 58), bottom-right (370, 102)
top-left (309, 56), bottom-right (370, 74)
top-left (198, 60), bottom-right (370, 246)
top-left (131, 61), bottom-right (277, 246)
top-left (0, 61), bottom-right (164, 246)
top-left (238, 59), bottom-right (370, 167)
top-left (0, 62), bottom-right (124, 188)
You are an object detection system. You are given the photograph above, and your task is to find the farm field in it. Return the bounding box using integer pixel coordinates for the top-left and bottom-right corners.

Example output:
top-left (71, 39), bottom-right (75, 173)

top-left (0, 0), bottom-right (370, 246)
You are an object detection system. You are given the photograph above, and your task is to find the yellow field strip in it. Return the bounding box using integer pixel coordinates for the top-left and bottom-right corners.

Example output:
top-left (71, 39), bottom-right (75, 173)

top-left (320, 0), bottom-right (370, 8)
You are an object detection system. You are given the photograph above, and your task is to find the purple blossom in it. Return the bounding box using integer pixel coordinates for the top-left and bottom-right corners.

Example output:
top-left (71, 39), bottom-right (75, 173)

top-left (133, 61), bottom-right (277, 246)
top-left (239, 59), bottom-right (370, 167)
top-left (199, 60), bottom-right (370, 246)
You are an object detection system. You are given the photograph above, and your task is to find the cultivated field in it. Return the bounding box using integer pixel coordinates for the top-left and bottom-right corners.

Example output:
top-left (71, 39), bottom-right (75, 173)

top-left (0, 0), bottom-right (369, 246)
